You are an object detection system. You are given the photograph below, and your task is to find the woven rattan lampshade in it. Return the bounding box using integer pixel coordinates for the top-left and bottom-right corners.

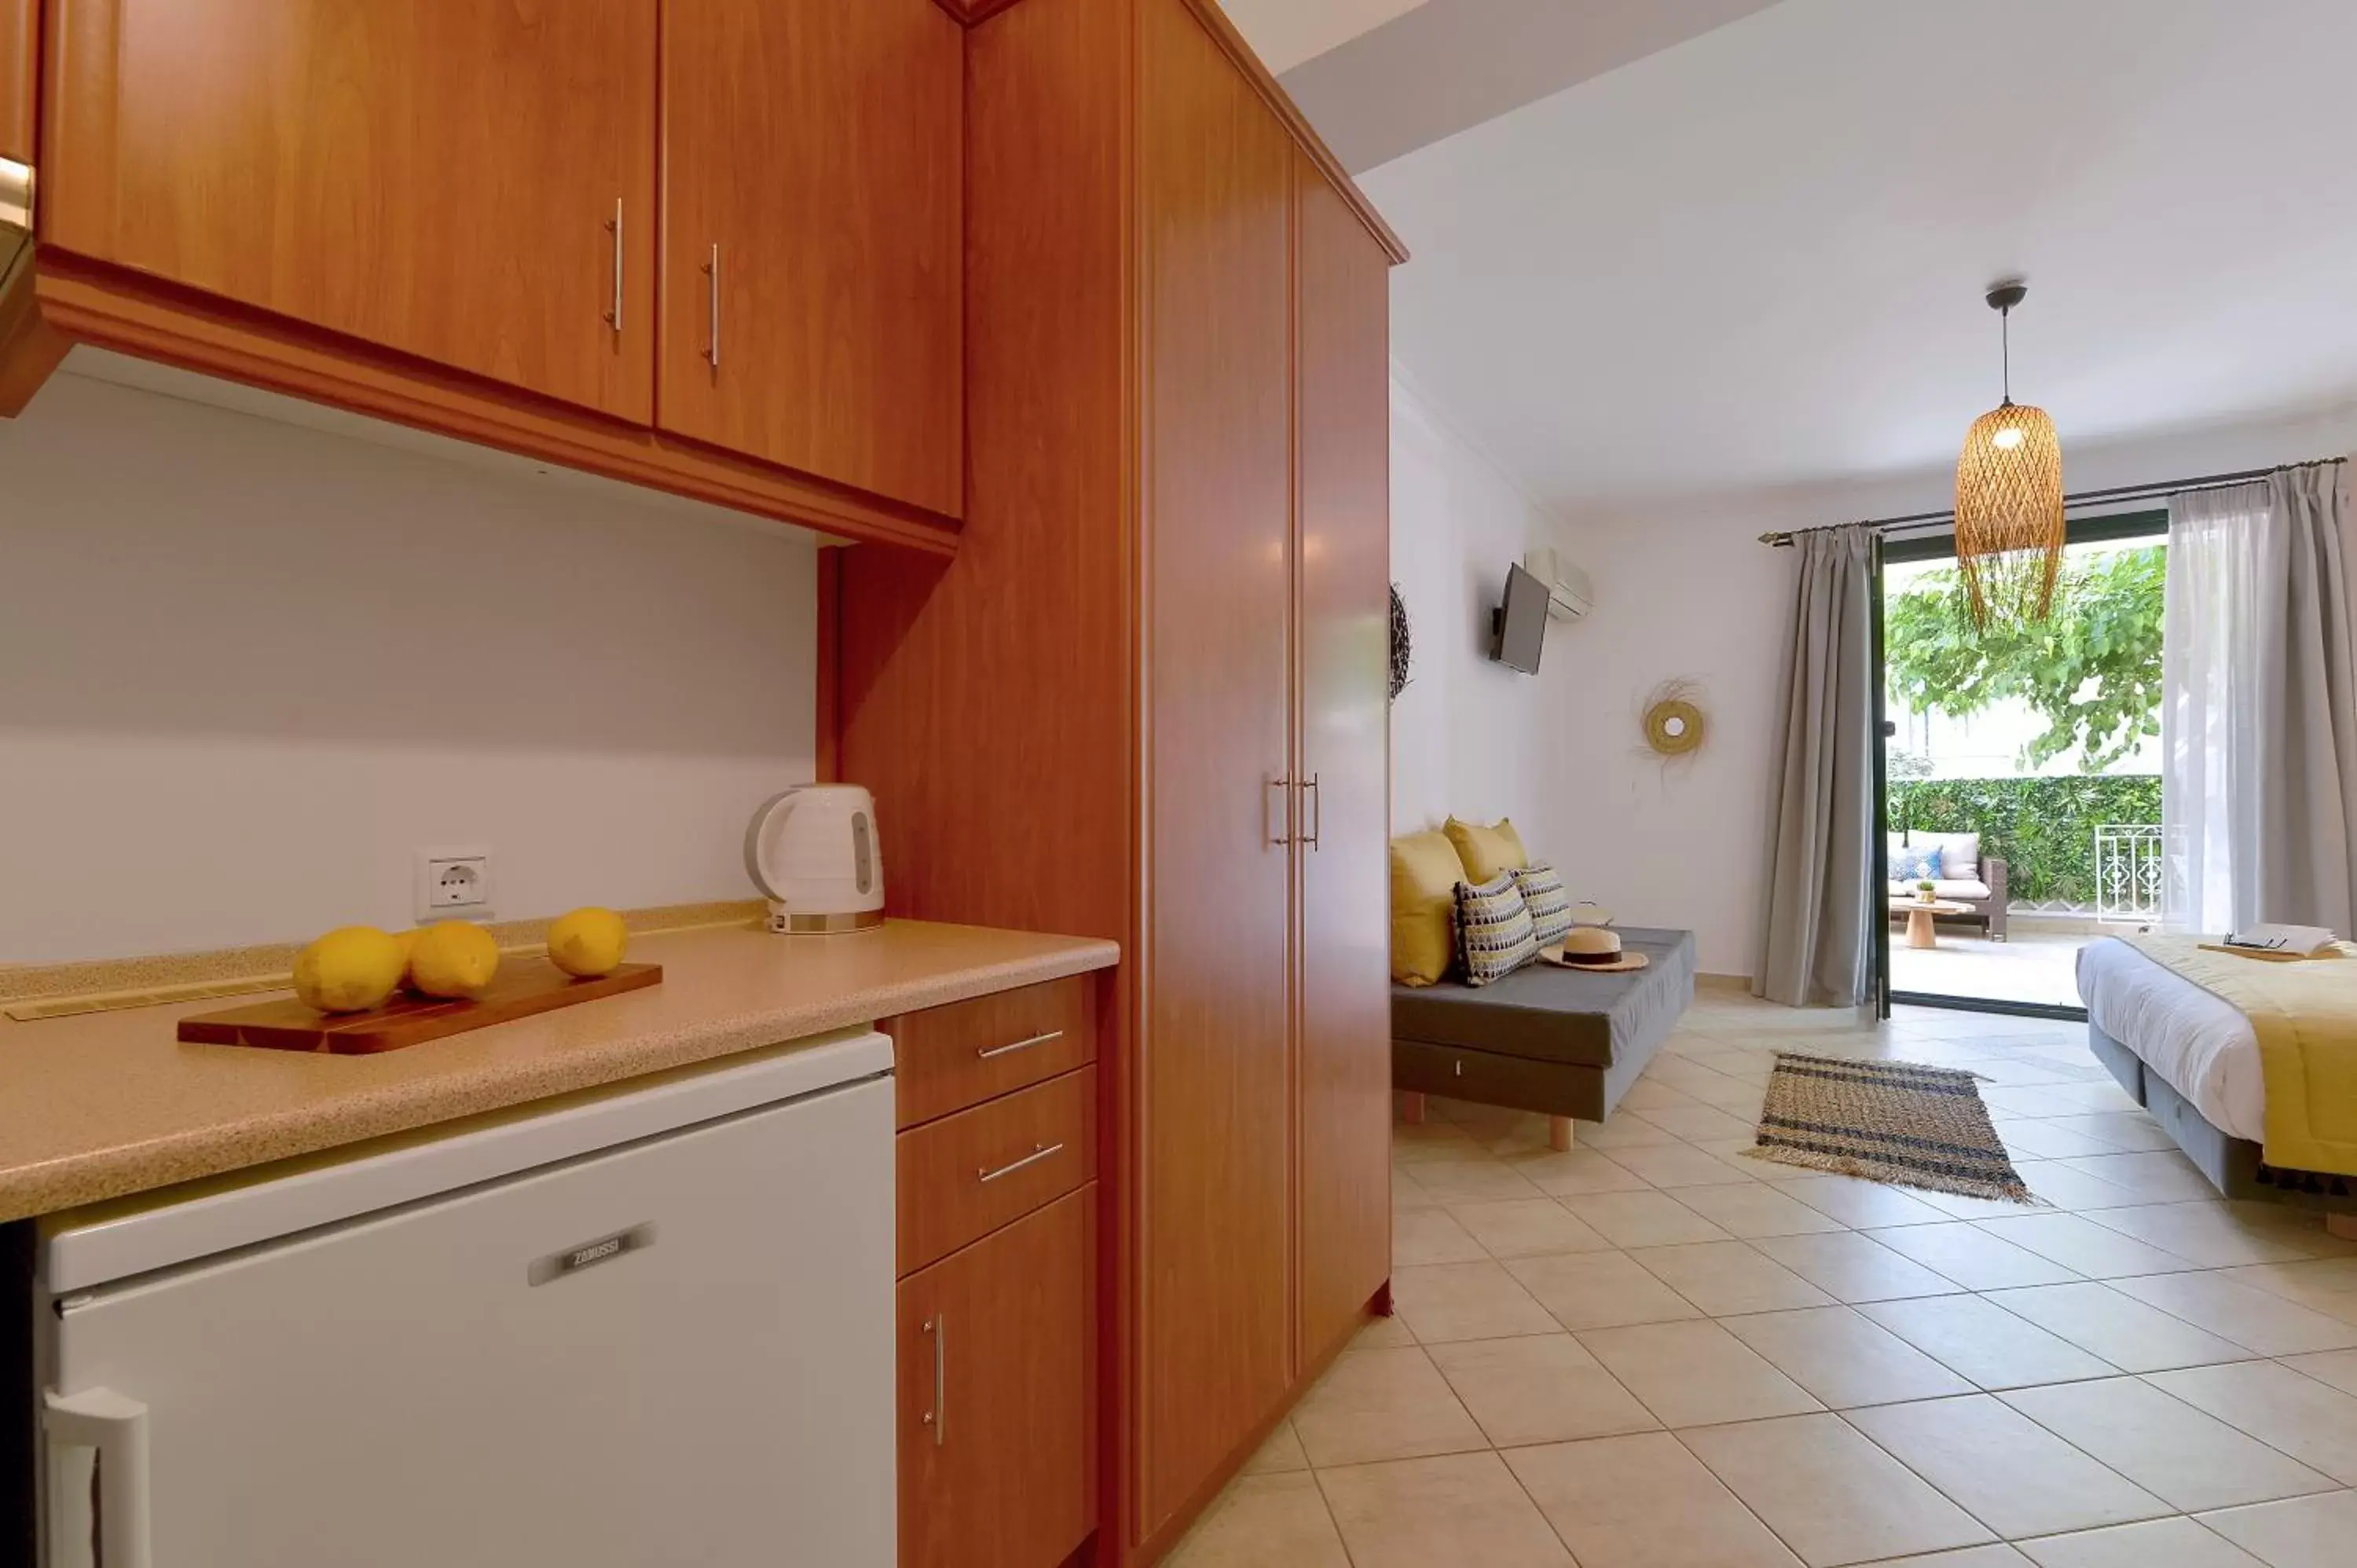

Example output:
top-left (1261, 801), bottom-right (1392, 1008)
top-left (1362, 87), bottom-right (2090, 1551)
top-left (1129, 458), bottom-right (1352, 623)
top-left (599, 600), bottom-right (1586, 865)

top-left (1953, 281), bottom-right (2064, 631)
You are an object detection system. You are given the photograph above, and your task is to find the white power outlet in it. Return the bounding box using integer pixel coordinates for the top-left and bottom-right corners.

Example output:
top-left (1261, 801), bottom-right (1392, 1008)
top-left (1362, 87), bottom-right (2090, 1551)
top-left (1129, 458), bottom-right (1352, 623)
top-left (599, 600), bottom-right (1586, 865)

top-left (416, 848), bottom-right (494, 921)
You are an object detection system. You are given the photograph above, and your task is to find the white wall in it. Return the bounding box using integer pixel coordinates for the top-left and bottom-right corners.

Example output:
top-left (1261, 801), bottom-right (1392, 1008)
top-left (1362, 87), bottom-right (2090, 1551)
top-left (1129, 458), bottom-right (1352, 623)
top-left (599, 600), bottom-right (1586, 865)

top-left (1551, 402), bottom-right (2357, 977)
top-left (0, 372), bottom-right (818, 962)
top-left (1387, 372), bottom-right (1572, 856)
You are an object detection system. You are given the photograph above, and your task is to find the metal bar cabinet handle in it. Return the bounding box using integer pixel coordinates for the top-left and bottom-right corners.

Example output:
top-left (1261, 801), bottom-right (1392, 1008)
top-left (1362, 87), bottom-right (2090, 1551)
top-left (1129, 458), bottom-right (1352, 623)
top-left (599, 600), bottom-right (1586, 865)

top-left (604, 198), bottom-right (625, 333)
top-left (977, 1141), bottom-right (1065, 1184)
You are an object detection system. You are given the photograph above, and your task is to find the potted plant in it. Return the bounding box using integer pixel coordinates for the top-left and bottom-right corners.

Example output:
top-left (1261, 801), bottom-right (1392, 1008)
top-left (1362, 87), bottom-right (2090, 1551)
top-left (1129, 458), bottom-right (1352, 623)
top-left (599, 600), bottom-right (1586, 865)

top-left (1916, 878), bottom-right (1937, 905)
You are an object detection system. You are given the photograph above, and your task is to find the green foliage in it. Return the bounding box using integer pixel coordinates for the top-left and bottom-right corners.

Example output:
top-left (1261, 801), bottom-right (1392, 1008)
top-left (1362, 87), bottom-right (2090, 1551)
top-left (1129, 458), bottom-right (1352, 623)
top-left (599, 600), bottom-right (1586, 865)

top-left (1886, 547), bottom-right (2165, 771)
top-left (1890, 775), bottom-right (2161, 906)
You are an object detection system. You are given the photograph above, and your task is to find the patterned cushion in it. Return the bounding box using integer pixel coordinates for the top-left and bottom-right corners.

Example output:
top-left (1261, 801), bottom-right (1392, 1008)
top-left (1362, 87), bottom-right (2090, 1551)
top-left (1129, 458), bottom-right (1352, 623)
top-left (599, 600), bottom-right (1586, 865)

top-left (1455, 872), bottom-right (1537, 986)
top-left (1892, 841), bottom-right (1945, 883)
top-left (1511, 862), bottom-right (1574, 947)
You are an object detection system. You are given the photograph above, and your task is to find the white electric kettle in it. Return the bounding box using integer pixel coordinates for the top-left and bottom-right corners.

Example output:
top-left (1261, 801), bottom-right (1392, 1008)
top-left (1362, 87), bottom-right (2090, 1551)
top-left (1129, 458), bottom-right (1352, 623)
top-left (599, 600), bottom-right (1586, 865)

top-left (744, 785), bottom-right (885, 933)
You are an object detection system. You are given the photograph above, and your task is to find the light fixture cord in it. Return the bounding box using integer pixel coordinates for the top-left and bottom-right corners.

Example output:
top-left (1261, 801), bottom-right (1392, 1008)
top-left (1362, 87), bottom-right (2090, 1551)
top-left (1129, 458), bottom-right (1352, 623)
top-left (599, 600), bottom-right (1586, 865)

top-left (2000, 305), bottom-right (2012, 405)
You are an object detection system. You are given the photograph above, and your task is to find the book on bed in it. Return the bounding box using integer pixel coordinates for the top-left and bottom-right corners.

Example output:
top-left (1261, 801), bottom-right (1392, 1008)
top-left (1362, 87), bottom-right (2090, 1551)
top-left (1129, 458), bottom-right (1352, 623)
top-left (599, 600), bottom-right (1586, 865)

top-left (2221, 923), bottom-right (2340, 958)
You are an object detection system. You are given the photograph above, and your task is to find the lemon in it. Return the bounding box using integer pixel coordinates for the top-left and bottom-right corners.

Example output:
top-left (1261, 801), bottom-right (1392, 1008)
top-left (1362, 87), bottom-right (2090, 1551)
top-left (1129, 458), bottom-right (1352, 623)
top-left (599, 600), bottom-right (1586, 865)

top-left (408, 920), bottom-right (500, 1000)
top-left (548, 907), bottom-right (628, 978)
top-left (291, 926), bottom-right (405, 1014)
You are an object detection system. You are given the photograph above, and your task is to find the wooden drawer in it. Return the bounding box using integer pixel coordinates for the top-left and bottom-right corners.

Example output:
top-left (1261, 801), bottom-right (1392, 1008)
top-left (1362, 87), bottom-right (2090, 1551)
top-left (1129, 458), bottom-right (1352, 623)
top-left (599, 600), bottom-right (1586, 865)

top-left (898, 1065), bottom-right (1096, 1277)
top-left (889, 974), bottom-right (1094, 1130)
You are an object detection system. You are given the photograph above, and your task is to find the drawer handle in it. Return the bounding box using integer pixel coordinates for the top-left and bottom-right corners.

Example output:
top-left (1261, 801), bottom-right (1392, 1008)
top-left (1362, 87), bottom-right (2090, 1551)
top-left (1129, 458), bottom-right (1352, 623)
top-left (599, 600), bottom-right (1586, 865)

top-left (976, 1028), bottom-right (1062, 1061)
top-left (977, 1141), bottom-right (1065, 1184)
top-left (921, 1313), bottom-right (945, 1446)
top-left (603, 197), bottom-right (625, 333)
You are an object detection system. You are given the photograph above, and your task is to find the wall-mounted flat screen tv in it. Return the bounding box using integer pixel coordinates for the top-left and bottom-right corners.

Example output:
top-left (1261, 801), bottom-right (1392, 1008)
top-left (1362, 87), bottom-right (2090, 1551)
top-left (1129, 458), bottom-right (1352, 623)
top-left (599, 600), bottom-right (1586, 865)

top-left (1491, 562), bottom-right (1549, 674)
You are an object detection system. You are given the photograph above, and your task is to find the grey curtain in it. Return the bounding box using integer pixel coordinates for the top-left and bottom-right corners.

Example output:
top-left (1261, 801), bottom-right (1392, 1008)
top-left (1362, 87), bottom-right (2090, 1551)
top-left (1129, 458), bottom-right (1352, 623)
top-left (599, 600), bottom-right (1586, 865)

top-left (2256, 462), bottom-right (2357, 929)
top-left (1756, 524), bottom-right (1878, 1006)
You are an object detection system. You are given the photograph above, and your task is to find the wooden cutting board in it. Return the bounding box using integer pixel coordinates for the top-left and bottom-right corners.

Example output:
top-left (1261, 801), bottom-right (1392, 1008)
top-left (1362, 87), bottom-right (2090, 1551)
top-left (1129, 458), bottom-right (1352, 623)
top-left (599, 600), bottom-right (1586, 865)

top-left (178, 961), bottom-right (662, 1054)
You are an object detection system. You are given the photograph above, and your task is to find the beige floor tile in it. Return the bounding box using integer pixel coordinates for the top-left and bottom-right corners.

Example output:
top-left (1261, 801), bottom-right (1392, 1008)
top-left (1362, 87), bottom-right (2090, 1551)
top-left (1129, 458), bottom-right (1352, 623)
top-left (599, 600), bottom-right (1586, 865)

top-left (1559, 1189), bottom-right (1737, 1248)
top-left (2050, 1152), bottom-right (2221, 1204)
top-left (1911, 1189), bottom-right (2049, 1222)
top-left (1392, 1167), bottom-right (1440, 1211)
top-left (1681, 1412), bottom-right (1995, 1566)
top-left (1999, 1376), bottom-right (2337, 1512)
top-left (1353, 1313), bottom-right (1417, 1349)
top-left (2014, 1517), bottom-right (2266, 1568)
top-left (1579, 1114), bottom-right (1687, 1149)
top-left (1630, 1103), bottom-right (1761, 1141)
top-left (2039, 1112), bottom-right (2179, 1152)
top-left (2195, 1488), bottom-right (2357, 1568)
top-left (1394, 1206), bottom-right (1490, 1266)
top-left (1672, 1180), bottom-right (1851, 1238)
top-left (1406, 1159), bottom-right (1549, 1203)
top-left (1508, 1147), bottom-right (1656, 1195)
top-left (2216, 1259), bottom-right (2357, 1314)
top-left (1751, 1231), bottom-right (1967, 1303)
top-left (1449, 1197), bottom-right (1615, 1259)
top-left (1684, 1075), bottom-right (1772, 1112)
top-left (2084, 1203), bottom-right (2322, 1269)
top-left (2148, 1361), bottom-right (2357, 1484)
top-left (2278, 1348), bottom-right (2357, 1396)
top-left (1983, 1282), bottom-right (2259, 1373)
top-left (1574, 1318), bottom-right (1822, 1427)
top-left (1391, 1260), bottom-right (1562, 1343)
top-left (1777, 1174), bottom-right (1956, 1228)
top-left (1866, 1222), bottom-right (2083, 1290)
top-left (1972, 1214), bottom-right (2202, 1279)
top-left (1846, 1394), bottom-right (2171, 1538)
top-left (2017, 1162), bottom-right (2149, 1211)
top-left (2110, 1271), bottom-right (2357, 1357)
top-left (1859, 1294), bottom-right (2120, 1390)
top-left (1507, 1248), bottom-right (1706, 1332)
top-left (1604, 1141), bottom-right (1762, 1189)
top-left (1505, 1431), bottom-right (1804, 1568)
top-left (1427, 1332), bottom-right (1660, 1447)
top-left (1622, 1079), bottom-right (1703, 1112)
top-left (1860, 1548), bottom-right (2033, 1566)
top-left (1719, 1305), bottom-right (1976, 1409)
top-left (1996, 1118), bottom-right (2129, 1160)
top-left (1629, 1240), bottom-right (1838, 1315)
top-left (1286, 1346), bottom-right (1488, 1467)
top-left (1164, 1471), bottom-right (1349, 1568)
top-left (1240, 1420), bottom-right (1309, 1475)
top-left (1314, 1451), bottom-right (1575, 1568)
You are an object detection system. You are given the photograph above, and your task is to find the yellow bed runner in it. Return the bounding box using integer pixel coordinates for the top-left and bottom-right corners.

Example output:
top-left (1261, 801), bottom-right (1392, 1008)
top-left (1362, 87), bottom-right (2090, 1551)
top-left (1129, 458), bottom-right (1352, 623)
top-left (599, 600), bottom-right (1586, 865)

top-left (2127, 935), bottom-right (2357, 1177)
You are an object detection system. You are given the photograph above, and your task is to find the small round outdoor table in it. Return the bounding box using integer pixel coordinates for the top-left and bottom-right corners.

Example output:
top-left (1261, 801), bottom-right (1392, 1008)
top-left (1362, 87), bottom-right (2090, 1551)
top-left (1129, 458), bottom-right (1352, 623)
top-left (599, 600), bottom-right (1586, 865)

top-left (1890, 898), bottom-right (1974, 950)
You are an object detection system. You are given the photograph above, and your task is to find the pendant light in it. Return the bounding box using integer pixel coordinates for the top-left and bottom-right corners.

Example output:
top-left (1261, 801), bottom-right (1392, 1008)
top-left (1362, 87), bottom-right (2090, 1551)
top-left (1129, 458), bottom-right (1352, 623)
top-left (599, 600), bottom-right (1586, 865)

top-left (1954, 279), bottom-right (2064, 630)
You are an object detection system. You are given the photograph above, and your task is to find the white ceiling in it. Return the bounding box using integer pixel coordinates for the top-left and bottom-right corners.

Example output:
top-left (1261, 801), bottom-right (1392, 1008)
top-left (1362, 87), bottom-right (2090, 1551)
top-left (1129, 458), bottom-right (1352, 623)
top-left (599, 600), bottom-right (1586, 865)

top-left (1266, 0), bottom-right (2357, 514)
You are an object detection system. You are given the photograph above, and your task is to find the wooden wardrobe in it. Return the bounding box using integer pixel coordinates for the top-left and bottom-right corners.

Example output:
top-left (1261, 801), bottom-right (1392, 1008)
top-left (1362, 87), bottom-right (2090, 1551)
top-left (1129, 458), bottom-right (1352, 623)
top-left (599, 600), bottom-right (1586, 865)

top-left (836, 0), bottom-right (1401, 1560)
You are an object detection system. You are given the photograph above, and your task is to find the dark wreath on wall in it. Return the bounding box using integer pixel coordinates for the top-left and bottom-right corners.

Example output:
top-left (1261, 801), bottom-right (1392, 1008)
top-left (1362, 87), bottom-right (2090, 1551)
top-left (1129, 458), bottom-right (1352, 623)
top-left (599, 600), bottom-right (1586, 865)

top-left (1389, 584), bottom-right (1413, 702)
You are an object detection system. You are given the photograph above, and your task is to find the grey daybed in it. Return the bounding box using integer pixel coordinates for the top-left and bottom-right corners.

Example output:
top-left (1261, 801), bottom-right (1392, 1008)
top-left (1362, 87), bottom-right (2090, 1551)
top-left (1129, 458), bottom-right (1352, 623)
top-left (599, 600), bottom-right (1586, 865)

top-left (1392, 927), bottom-right (1696, 1145)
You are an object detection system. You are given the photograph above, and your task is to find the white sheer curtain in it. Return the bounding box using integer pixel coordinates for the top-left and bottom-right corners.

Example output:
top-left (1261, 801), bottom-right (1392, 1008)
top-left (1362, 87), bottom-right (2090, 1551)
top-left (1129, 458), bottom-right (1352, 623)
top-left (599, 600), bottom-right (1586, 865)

top-left (2162, 462), bottom-right (2357, 934)
top-left (2163, 483), bottom-right (2270, 932)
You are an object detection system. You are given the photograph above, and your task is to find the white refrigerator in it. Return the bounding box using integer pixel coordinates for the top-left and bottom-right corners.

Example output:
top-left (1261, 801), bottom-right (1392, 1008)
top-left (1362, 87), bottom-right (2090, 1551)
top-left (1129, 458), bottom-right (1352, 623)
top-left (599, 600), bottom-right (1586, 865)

top-left (38, 1029), bottom-right (898, 1568)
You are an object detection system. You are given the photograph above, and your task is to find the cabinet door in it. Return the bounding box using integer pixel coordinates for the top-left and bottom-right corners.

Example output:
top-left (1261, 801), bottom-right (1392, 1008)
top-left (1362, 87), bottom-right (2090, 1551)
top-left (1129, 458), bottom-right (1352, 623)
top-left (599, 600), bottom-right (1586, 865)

top-left (659, 0), bottom-right (962, 517)
top-left (2, 0), bottom-right (31, 164)
top-left (1293, 153), bottom-right (1395, 1367)
top-left (40, 0), bottom-right (658, 420)
top-left (1136, 0), bottom-right (1297, 1537)
top-left (898, 1185), bottom-right (1097, 1568)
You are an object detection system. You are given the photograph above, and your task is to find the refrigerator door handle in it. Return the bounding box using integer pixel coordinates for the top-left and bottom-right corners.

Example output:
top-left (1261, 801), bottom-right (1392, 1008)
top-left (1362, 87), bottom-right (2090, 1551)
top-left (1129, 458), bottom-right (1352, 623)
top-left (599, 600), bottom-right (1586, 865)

top-left (45, 1387), bottom-right (153, 1568)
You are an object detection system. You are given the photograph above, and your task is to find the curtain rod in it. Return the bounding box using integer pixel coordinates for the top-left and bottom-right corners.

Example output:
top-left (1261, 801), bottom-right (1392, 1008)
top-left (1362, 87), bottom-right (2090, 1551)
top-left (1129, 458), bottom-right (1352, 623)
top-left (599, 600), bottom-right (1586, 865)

top-left (1757, 456), bottom-right (2347, 548)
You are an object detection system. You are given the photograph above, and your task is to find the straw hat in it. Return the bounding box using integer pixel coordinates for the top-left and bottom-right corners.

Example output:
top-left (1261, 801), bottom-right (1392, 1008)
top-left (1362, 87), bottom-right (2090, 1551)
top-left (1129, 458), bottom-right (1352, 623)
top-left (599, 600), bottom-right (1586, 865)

top-left (1541, 925), bottom-right (1649, 974)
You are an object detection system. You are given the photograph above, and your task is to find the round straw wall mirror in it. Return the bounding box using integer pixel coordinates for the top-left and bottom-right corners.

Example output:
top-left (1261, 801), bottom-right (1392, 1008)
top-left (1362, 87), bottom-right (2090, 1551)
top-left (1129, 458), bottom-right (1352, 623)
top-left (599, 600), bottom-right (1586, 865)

top-left (1644, 698), bottom-right (1705, 757)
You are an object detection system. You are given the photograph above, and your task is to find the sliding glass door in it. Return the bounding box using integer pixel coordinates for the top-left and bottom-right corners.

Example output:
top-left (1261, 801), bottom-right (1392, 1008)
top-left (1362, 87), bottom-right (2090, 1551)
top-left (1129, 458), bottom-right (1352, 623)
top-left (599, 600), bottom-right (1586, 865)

top-left (1874, 512), bottom-right (2168, 1018)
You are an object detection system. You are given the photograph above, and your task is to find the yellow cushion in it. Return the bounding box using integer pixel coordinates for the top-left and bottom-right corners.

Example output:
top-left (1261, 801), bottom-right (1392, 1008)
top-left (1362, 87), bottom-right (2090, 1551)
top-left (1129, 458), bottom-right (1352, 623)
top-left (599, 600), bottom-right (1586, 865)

top-left (1389, 831), bottom-right (1463, 987)
top-left (1444, 817), bottom-right (1529, 883)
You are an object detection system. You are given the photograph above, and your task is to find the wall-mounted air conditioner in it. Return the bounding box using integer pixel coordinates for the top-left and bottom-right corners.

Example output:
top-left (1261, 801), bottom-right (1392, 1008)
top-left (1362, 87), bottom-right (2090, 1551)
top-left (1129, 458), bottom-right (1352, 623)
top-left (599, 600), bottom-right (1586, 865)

top-left (1523, 544), bottom-right (1593, 622)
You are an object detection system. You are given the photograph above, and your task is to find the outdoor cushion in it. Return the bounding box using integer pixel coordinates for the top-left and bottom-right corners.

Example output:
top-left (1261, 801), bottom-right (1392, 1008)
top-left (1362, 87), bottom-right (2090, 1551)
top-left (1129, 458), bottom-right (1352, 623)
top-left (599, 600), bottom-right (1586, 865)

top-left (1891, 843), bottom-right (1945, 882)
top-left (1391, 927), bottom-right (1696, 1068)
top-left (1888, 878), bottom-right (1992, 901)
top-left (1915, 831), bottom-right (1981, 879)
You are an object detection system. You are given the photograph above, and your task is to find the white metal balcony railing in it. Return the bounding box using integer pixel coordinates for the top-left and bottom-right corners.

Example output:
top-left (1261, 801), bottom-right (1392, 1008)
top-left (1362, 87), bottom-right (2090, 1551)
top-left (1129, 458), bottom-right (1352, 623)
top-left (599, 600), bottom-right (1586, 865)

top-left (2095, 822), bottom-right (2165, 921)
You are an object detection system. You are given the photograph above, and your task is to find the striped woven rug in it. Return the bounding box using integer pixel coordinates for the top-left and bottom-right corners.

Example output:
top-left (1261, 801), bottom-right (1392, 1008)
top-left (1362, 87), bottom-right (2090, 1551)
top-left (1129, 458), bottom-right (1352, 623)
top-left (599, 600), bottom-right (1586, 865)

top-left (1747, 1052), bottom-right (2038, 1203)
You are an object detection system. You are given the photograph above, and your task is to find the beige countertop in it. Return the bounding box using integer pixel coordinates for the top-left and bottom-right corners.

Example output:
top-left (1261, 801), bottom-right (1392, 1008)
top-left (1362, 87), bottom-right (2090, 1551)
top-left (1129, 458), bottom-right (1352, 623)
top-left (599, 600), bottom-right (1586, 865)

top-left (0, 919), bottom-right (1119, 1224)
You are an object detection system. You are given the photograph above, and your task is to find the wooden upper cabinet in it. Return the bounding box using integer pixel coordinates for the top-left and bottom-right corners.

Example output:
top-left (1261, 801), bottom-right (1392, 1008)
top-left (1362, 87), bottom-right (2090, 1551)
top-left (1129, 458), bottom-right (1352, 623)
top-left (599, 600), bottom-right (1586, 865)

top-left (659, 0), bottom-right (962, 518)
top-left (1292, 151), bottom-right (1395, 1370)
top-left (38, 0), bottom-right (658, 421)
top-left (2, 0), bottom-right (31, 165)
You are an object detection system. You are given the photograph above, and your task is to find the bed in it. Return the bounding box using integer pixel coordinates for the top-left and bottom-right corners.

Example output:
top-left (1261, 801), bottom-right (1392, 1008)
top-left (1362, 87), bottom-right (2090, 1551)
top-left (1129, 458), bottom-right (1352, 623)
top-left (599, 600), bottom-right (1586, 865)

top-left (2076, 936), bottom-right (2356, 1207)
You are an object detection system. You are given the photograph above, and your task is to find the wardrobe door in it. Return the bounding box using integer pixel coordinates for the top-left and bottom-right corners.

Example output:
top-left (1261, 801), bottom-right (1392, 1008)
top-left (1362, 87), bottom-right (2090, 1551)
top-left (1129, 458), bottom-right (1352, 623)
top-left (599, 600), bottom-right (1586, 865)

top-left (1136, 0), bottom-right (1296, 1538)
top-left (1292, 152), bottom-right (1395, 1368)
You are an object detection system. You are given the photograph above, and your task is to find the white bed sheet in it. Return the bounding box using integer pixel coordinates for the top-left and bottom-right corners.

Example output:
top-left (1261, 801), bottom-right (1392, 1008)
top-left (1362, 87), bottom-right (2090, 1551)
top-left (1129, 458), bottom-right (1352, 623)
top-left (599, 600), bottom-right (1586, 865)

top-left (2075, 936), bottom-right (2266, 1143)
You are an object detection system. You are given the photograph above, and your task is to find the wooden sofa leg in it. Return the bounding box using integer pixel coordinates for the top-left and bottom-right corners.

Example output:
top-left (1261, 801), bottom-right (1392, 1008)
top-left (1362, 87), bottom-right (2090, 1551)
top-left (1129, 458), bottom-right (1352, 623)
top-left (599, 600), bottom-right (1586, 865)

top-left (1549, 1116), bottom-right (1576, 1152)
top-left (2327, 1213), bottom-right (2357, 1242)
top-left (1399, 1092), bottom-right (1427, 1126)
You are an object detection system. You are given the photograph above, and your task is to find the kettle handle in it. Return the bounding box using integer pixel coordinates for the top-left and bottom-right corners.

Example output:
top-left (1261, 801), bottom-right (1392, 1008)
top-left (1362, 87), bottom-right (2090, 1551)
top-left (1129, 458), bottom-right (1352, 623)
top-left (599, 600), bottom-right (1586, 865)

top-left (743, 788), bottom-right (804, 902)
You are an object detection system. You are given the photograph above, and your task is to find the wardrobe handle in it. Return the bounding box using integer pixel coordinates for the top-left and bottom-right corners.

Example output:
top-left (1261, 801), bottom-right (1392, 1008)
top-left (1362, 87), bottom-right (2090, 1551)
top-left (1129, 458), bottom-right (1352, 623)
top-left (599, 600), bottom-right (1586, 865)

top-left (702, 243), bottom-right (721, 368)
top-left (603, 198), bottom-right (625, 333)
top-left (921, 1315), bottom-right (946, 1446)
top-left (1267, 775), bottom-right (1293, 848)
top-left (1302, 774), bottom-right (1322, 850)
